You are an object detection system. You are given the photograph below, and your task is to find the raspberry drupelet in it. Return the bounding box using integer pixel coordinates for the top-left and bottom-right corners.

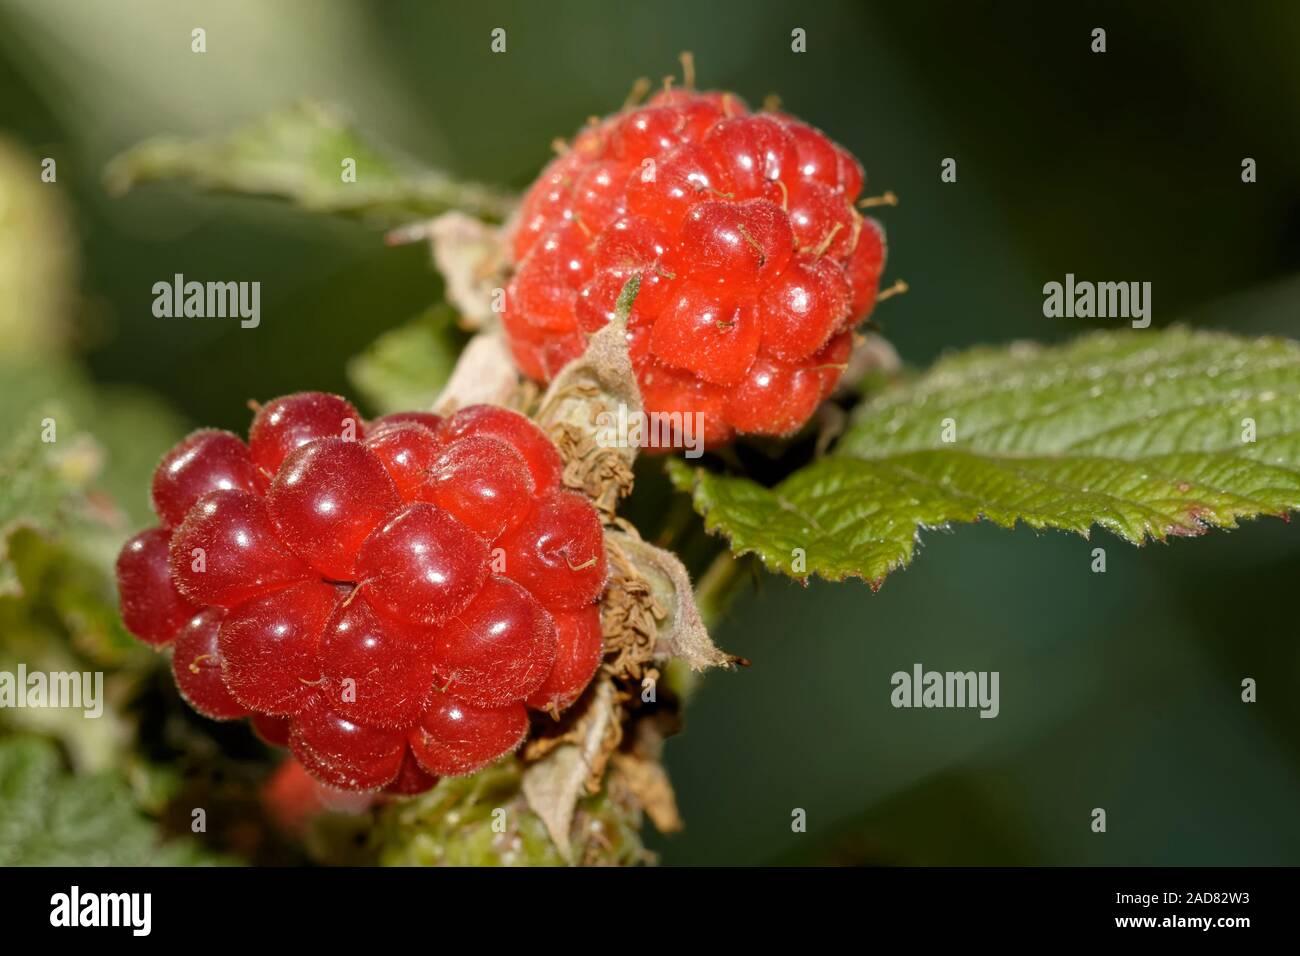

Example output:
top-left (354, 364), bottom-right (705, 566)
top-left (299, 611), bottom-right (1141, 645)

top-left (504, 86), bottom-right (888, 448)
top-left (116, 394), bottom-right (609, 794)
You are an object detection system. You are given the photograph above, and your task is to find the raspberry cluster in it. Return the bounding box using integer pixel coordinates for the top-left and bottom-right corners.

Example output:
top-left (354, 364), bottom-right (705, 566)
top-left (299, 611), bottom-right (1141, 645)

top-left (116, 394), bottom-right (607, 794)
top-left (504, 88), bottom-right (887, 448)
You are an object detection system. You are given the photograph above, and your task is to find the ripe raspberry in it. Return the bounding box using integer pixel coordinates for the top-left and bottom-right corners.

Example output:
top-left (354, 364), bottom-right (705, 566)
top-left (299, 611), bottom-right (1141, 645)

top-left (526, 606), bottom-right (604, 713)
top-left (437, 404), bottom-right (564, 490)
top-left (319, 595), bottom-right (439, 728)
top-left (422, 437), bottom-right (537, 539)
top-left (248, 392), bottom-right (364, 480)
top-left (356, 503), bottom-right (489, 627)
top-left (115, 527), bottom-right (198, 646)
top-left (151, 429), bottom-right (260, 528)
top-left (384, 750), bottom-right (440, 796)
top-left (219, 579), bottom-right (338, 715)
top-left (252, 713), bottom-right (291, 747)
top-left (267, 438), bottom-right (400, 580)
top-left (362, 423), bottom-right (444, 501)
top-left (433, 576), bottom-right (557, 708)
top-left (169, 488), bottom-right (311, 608)
top-left (504, 88), bottom-right (888, 447)
top-left (171, 608), bottom-right (248, 720)
top-left (408, 691), bottom-right (529, 777)
top-left (115, 394), bottom-right (609, 792)
top-left (290, 694), bottom-right (407, 792)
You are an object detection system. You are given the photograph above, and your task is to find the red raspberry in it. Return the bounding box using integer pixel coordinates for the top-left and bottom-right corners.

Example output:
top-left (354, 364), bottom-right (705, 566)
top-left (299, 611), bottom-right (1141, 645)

top-left (504, 89), bottom-right (888, 447)
top-left (432, 576), bottom-right (557, 708)
top-left (498, 491), bottom-right (607, 611)
top-left (219, 579), bottom-right (338, 715)
top-left (356, 503), bottom-right (490, 626)
top-left (369, 410), bottom-right (444, 434)
top-left (168, 488), bottom-right (311, 608)
top-left (362, 423), bottom-right (445, 501)
top-left (290, 694), bottom-right (408, 792)
top-left (248, 392), bottom-right (364, 480)
top-left (151, 429), bottom-right (260, 528)
top-left (267, 438), bottom-right (401, 581)
top-left (526, 606), bottom-right (604, 713)
top-left (319, 595), bottom-right (440, 728)
top-left (252, 713), bottom-right (291, 747)
top-left (408, 691), bottom-right (529, 777)
top-left (384, 751), bottom-right (440, 796)
top-left (437, 404), bottom-right (564, 490)
top-left (115, 527), bottom-right (199, 646)
top-left (170, 608), bottom-right (248, 720)
top-left (115, 394), bottom-right (609, 792)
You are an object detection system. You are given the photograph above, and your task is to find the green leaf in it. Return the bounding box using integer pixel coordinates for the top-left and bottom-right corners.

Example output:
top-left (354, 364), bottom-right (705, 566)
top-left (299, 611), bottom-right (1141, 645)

top-left (0, 737), bottom-right (230, 866)
top-left (671, 328), bottom-right (1300, 584)
top-left (0, 361), bottom-right (185, 679)
top-left (346, 306), bottom-right (467, 416)
top-left (0, 359), bottom-right (186, 583)
top-left (104, 100), bottom-right (516, 225)
top-left (0, 406), bottom-right (100, 597)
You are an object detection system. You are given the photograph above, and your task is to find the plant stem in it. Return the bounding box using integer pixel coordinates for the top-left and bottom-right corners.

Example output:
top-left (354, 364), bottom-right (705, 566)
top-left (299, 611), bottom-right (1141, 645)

top-left (694, 549), bottom-right (750, 632)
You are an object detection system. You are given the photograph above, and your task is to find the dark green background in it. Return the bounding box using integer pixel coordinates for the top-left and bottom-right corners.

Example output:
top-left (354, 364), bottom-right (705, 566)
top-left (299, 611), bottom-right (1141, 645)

top-left (2, 0), bottom-right (1298, 864)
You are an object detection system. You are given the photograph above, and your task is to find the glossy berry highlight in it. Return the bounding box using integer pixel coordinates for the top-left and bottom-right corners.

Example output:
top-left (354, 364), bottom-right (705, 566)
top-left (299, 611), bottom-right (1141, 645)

top-left (115, 527), bottom-right (199, 647)
top-left (171, 608), bottom-right (248, 720)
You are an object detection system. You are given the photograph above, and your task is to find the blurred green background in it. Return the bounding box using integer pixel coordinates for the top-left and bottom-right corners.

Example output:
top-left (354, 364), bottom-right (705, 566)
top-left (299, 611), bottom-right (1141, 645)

top-left (2, 0), bottom-right (1299, 864)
